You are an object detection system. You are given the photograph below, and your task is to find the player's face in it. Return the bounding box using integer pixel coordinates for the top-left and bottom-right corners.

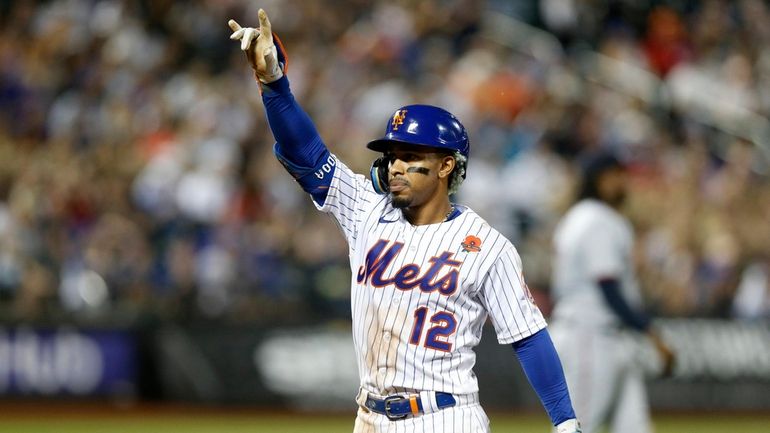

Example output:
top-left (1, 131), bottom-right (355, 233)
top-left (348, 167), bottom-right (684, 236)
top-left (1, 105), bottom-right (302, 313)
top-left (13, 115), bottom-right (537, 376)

top-left (384, 145), bottom-right (455, 209)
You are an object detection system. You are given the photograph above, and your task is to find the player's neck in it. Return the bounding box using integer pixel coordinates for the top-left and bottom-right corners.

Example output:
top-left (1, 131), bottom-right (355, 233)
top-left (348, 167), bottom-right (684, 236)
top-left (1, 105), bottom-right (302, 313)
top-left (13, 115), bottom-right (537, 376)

top-left (402, 199), bottom-right (453, 226)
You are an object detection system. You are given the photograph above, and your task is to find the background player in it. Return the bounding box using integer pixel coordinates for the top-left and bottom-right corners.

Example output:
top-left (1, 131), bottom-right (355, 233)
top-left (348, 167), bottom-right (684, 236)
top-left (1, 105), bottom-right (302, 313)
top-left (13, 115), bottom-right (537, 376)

top-left (549, 152), bottom-right (675, 433)
top-left (228, 9), bottom-right (581, 433)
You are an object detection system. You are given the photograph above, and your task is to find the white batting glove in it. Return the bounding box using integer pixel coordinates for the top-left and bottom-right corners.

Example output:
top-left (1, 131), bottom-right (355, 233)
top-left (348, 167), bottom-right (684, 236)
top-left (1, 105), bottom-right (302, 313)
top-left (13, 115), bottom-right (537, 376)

top-left (228, 9), bottom-right (283, 83)
top-left (556, 419), bottom-right (582, 433)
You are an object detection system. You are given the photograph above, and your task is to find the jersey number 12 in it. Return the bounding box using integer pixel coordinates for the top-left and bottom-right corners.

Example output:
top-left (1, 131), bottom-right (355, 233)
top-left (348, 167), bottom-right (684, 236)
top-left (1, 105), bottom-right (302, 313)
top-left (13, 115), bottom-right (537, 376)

top-left (409, 307), bottom-right (457, 352)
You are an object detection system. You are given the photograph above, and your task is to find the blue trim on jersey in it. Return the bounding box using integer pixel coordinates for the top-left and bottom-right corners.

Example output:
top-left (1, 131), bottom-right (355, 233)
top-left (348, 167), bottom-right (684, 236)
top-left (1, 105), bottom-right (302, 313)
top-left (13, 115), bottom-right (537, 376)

top-left (445, 204), bottom-right (463, 221)
top-left (263, 76), bottom-right (333, 204)
top-left (274, 144), bottom-right (335, 204)
top-left (444, 204), bottom-right (464, 221)
top-left (512, 329), bottom-right (576, 426)
top-left (598, 278), bottom-right (651, 332)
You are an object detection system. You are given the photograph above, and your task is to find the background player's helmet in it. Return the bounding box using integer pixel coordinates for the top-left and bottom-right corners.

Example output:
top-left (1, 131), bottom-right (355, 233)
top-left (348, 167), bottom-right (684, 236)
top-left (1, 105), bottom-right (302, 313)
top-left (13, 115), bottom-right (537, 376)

top-left (367, 105), bottom-right (469, 194)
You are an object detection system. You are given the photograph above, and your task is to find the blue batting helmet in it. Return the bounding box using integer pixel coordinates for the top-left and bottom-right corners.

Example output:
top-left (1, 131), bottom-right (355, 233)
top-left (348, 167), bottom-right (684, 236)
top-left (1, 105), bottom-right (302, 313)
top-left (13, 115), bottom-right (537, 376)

top-left (366, 105), bottom-right (470, 159)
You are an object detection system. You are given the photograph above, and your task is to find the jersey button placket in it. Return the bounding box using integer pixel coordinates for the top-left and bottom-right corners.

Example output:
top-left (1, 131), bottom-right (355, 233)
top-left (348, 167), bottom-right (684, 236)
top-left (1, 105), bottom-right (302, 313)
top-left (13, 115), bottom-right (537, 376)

top-left (397, 223), bottom-right (407, 238)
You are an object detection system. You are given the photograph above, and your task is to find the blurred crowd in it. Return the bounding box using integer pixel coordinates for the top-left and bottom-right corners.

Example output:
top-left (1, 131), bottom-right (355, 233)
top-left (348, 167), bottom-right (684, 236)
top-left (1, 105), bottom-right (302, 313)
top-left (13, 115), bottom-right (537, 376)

top-left (1, 0), bottom-right (769, 326)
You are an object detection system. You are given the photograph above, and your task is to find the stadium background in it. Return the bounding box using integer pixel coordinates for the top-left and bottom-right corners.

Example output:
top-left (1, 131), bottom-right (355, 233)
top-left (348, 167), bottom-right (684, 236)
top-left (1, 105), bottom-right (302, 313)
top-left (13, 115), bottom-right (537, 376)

top-left (0, 0), bottom-right (769, 431)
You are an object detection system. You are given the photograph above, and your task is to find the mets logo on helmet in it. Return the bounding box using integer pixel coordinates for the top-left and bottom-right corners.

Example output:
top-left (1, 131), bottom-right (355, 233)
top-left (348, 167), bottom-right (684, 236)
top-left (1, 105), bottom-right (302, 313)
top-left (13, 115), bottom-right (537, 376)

top-left (461, 235), bottom-right (482, 253)
top-left (391, 109), bottom-right (407, 130)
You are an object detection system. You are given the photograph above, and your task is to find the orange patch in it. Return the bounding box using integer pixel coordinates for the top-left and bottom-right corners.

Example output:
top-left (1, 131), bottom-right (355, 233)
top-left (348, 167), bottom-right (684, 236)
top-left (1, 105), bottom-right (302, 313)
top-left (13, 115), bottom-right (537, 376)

top-left (461, 235), bottom-right (482, 252)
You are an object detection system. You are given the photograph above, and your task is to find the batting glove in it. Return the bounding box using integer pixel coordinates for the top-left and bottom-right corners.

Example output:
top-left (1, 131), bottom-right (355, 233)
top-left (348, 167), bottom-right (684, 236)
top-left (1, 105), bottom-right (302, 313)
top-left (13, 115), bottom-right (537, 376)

top-left (556, 419), bottom-right (582, 433)
top-left (228, 9), bottom-right (287, 84)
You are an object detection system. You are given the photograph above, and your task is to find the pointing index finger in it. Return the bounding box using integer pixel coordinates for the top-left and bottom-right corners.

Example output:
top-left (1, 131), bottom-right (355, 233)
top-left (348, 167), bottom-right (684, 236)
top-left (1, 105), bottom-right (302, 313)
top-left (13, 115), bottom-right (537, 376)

top-left (228, 19), bottom-right (242, 32)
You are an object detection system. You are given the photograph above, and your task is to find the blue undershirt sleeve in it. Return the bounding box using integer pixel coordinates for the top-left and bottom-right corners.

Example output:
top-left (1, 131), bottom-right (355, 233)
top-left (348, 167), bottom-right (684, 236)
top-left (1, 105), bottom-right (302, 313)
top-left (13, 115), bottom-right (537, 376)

top-left (512, 328), bottom-right (576, 426)
top-left (261, 76), bottom-right (333, 204)
top-left (598, 278), bottom-right (650, 332)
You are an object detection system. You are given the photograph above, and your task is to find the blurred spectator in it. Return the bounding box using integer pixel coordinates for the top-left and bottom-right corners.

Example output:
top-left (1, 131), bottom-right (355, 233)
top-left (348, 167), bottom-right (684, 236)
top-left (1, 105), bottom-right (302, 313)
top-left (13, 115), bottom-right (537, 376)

top-left (732, 255), bottom-right (770, 320)
top-left (0, 0), bottom-right (768, 325)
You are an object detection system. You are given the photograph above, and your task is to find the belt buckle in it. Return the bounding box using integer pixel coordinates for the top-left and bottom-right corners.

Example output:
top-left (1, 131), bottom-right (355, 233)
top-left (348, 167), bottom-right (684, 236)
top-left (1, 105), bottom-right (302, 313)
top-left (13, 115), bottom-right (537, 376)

top-left (384, 395), bottom-right (409, 420)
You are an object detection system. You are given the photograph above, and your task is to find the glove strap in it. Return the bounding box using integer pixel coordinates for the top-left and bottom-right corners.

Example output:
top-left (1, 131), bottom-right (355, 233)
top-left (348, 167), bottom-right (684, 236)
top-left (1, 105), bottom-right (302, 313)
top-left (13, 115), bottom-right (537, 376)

top-left (256, 32), bottom-right (288, 83)
top-left (256, 44), bottom-right (283, 83)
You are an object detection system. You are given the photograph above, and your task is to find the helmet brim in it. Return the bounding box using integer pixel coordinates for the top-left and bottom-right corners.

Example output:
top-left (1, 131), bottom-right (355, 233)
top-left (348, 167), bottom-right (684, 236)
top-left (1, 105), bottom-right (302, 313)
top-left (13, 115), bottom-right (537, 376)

top-left (366, 138), bottom-right (454, 154)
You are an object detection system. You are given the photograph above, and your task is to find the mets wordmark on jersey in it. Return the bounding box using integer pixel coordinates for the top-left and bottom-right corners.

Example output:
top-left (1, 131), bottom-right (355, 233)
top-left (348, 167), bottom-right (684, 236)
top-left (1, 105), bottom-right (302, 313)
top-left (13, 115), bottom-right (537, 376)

top-left (313, 156), bottom-right (546, 396)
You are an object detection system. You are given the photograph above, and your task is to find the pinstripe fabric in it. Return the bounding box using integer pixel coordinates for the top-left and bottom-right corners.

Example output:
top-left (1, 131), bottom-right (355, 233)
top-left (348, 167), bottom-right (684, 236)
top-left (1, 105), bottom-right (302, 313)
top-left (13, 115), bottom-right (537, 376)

top-left (316, 156), bottom-right (546, 431)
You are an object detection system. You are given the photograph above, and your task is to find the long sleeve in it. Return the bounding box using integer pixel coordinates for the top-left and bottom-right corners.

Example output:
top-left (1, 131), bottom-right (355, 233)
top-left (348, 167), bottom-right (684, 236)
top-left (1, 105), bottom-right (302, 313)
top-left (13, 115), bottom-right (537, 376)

top-left (512, 328), bottom-right (577, 426)
top-left (598, 278), bottom-right (651, 332)
top-left (261, 76), bottom-right (333, 203)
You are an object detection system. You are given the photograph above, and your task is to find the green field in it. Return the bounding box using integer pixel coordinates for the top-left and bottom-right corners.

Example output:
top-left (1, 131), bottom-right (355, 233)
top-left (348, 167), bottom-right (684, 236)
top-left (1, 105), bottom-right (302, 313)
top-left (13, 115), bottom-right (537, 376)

top-left (0, 411), bottom-right (768, 433)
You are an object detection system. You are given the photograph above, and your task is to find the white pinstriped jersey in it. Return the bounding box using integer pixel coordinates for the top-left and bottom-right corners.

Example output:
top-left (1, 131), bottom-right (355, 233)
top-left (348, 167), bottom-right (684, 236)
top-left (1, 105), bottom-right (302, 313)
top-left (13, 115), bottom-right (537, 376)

top-left (315, 155), bottom-right (547, 397)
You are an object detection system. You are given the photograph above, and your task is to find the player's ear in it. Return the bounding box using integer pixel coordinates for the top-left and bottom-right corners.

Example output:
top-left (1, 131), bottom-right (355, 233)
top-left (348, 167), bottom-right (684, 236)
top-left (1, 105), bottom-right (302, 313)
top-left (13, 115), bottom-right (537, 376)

top-left (438, 154), bottom-right (455, 179)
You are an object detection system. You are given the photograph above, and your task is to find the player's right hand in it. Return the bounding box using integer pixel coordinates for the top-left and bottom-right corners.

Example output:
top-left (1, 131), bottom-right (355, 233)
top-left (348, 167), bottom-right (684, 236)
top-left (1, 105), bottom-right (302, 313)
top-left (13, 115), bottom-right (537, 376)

top-left (650, 331), bottom-right (675, 378)
top-left (228, 9), bottom-right (285, 83)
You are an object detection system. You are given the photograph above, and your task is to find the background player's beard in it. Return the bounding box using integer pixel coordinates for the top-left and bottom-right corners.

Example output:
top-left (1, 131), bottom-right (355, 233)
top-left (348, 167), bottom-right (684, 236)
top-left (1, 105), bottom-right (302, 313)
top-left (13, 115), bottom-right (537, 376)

top-left (605, 187), bottom-right (627, 208)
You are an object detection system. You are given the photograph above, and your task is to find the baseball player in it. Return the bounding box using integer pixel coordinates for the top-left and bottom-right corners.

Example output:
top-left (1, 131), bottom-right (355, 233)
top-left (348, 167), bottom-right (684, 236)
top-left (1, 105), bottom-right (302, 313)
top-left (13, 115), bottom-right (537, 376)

top-left (549, 152), bottom-right (675, 433)
top-left (228, 9), bottom-right (581, 433)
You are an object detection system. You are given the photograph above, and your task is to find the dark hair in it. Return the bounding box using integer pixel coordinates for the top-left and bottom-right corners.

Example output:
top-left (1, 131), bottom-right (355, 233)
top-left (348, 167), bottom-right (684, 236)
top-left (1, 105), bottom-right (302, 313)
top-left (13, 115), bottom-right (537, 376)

top-left (577, 151), bottom-right (624, 201)
top-left (448, 152), bottom-right (467, 195)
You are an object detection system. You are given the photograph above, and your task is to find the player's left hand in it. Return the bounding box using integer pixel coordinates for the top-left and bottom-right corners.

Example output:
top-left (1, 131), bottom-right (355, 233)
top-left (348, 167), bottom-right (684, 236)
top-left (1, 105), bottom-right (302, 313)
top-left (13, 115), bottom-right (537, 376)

top-left (228, 9), bottom-right (285, 83)
top-left (555, 418), bottom-right (582, 433)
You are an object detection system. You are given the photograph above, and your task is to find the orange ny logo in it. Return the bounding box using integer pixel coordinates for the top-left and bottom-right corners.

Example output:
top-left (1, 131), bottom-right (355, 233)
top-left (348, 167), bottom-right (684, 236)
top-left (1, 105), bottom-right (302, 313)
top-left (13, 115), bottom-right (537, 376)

top-left (391, 109), bottom-right (407, 130)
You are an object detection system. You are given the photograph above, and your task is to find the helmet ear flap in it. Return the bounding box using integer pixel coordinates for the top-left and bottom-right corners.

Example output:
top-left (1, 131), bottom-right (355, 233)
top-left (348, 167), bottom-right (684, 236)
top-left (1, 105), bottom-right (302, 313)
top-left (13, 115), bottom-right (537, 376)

top-left (370, 156), bottom-right (389, 194)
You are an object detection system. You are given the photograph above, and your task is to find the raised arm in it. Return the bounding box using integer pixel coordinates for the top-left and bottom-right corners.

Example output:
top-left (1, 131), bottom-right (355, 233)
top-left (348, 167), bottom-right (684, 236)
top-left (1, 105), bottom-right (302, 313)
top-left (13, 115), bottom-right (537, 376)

top-left (228, 10), bottom-right (333, 204)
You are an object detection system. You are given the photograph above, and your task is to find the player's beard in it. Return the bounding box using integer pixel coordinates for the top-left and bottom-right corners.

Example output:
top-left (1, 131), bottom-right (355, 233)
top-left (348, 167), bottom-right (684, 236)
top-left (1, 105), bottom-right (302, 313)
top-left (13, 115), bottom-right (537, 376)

top-left (391, 195), bottom-right (412, 209)
top-left (389, 177), bottom-right (413, 208)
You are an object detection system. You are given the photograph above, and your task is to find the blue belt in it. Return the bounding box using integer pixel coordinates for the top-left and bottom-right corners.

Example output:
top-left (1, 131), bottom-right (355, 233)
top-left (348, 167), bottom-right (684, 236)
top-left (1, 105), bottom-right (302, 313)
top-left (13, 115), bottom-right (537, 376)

top-left (364, 392), bottom-right (456, 420)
